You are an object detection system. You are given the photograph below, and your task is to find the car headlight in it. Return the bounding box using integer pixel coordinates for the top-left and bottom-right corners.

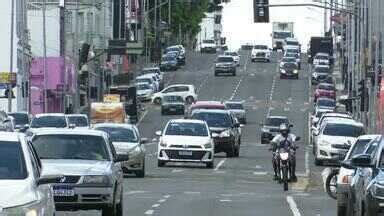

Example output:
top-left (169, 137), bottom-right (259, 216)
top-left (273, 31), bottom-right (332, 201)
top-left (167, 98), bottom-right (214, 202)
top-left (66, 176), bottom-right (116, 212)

top-left (293, 69), bottom-right (298, 74)
top-left (82, 175), bottom-right (111, 185)
top-left (220, 130), bottom-right (231, 137)
top-left (319, 140), bottom-right (331, 146)
top-left (261, 128), bottom-right (270, 133)
top-left (313, 72), bottom-right (318, 78)
top-left (25, 209), bottom-right (38, 216)
top-left (204, 143), bottom-right (213, 149)
top-left (280, 69), bottom-right (286, 74)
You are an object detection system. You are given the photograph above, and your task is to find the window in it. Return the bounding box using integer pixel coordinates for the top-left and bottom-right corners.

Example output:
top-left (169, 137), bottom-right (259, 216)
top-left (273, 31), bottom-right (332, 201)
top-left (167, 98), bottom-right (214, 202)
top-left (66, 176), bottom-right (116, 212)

top-left (30, 116), bottom-right (67, 128)
top-left (165, 122), bottom-right (208, 137)
top-left (322, 124), bottom-right (364, 137)
top-left (95, 127), bottom-right (138, 143)
top-left (176, 86), bottom-right (189, 92)
top-left (347, 139), bottom-right (372, 160)
top-left (0, 142), bottom-right (28, 179)
top-left (163, 87), bottom-right (177, 93)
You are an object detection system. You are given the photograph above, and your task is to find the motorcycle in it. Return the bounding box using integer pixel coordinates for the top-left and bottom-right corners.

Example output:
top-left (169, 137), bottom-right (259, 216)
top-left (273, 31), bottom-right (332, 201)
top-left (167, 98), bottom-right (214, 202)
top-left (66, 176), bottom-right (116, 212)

top-left (278, 148), bottom-right (291, 191)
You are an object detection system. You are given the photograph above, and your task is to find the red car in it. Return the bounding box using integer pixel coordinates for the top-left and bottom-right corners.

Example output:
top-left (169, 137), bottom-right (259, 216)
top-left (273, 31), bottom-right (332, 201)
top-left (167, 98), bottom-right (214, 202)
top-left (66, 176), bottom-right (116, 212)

top-left (314, 83), bottom-right (336, 102)
top-left (187, 101), bottom-right (227, 117)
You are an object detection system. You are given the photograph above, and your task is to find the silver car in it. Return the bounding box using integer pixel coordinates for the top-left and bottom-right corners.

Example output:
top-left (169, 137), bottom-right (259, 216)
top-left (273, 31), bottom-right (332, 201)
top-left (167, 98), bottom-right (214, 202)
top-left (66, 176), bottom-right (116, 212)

top-left (66, 114), bottom-right (90, 129)
top-left (94, 123), bottom-right (147, 177)
top-left (225, 101), bottom-right (247, 124)
top-left (31, 129), bottom-right (125, 215)
top-left (0, 132), bottom-right (57, 215)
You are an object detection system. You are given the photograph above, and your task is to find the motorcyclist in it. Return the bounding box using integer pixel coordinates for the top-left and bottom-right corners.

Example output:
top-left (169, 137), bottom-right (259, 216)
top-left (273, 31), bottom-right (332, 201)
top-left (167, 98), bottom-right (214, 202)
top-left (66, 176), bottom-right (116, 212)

top-left (270, 123), bottom-right (298, 182)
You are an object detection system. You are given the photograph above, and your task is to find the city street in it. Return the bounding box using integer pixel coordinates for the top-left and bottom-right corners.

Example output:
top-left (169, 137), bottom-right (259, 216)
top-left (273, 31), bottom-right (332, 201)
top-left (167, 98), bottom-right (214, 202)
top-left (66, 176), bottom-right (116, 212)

top-left (59, 50), bottom-right (335, 215)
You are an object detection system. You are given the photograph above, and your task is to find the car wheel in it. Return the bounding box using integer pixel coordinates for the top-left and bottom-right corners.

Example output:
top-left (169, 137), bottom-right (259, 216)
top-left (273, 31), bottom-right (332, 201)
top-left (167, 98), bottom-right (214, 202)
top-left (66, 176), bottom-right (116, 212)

top-left (135, 160), bottom-right (145, 178)
top-left (102, 189), bottom-right (118, 216)
top-left (232, 71), bottom-right (236, 76)
top-left (158, 160), bottom-right (165, 167)
top-left (206, 161), bottom-right (214, 168)
top-left (186, 96), bottom-right (194, 104)
top-left (154, 97), bottom-right (161, 105)
top-left (226, 145), bottom-right (235, 157)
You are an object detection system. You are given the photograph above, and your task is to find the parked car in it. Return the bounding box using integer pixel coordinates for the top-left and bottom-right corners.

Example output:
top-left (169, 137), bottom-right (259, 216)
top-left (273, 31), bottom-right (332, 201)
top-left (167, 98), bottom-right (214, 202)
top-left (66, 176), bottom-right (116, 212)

top-left (31, 129), bottom-right (125, 214)
top-left (313, 52), bottom-right (330, 66)
top-left (191, 109), bottom-right (241, 157)
top-left (337, 135), bottom-right (381, 216)
top-left (251, 45), bottom-right (271, 62)
top-left (161, 95), bottom-right (185, 115)
top-left (313, 118), bottom-right (365, 165)
top-left (164, 46), bottom-right (185, 65)
top-left (94, 123), bottom-right (147, 177)
top-left (200, 39), bottom-right (217, 53)
top-left (136, 74), bottom-right (159, 92)
top-left (186, 101), bottom-right (227, 117)
top-left (152, 84), bottom-right (197, 105)
top-left (314, 83), bottom-right (336, 102)
top-left (315, 97), bottom-right (336, 111)
top-left (311, 65), bottom-right (332, 84)
top-left (279, 57), bottom-right (299, 79)
top-left (0, 111), bottom-right (14, 132)
top-left (224, 101), bottom-right (246, 124)
top-left (214, 55), bottom-right (237, 76)
top-left (27, 113), bottom-right (69, 136)
top-left (260, 116), bottom-right (290, 144)
top-left (7, 112), bottom-right (30, 131)
top-left (0, 132), bottom-right (58, 215)
top-left (66, 114), bottom-right (89, 129)
top-left (224, 51), bottom-right (241, 66)
top-left (346, 136), bottom-right (384, 216)
top-left (140, 67), bottom-right (164, 81)
top-left (160, 55), bottom-right (179, 71)
top-left (136, 82), bottom-right (154, 102)
top-left (156, 119), bottom-right (215, 168)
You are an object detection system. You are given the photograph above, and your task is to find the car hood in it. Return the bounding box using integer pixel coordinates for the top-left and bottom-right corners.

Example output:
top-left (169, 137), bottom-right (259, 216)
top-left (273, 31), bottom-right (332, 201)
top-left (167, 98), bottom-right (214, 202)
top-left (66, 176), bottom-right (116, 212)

top-left (137, 89), bottom-right (152, 95)
top-left (320, 135), bottom-right (358, 145)
top-left (162, 136), bottom-right (210, 146)
top-left (41, 159), bottom-right (112, 176)
top-left (209, 127), bottom-right (230, 133)
top-left (0, 180), bottom-right (37, 208)
top-left (162, 102), bottom-right (184, 106)
top-left (113, 142), bottom-right (139, 153)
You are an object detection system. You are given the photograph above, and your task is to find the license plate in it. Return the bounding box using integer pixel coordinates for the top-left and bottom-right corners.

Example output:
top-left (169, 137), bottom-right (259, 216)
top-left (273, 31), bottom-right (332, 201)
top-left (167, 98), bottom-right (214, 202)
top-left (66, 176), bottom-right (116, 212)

top-left (53, 185), bottom-right (75, 197)
top-left (179, 151), bottom-right (192, 156)
top-left (170, 108), bottom-right (176, 111)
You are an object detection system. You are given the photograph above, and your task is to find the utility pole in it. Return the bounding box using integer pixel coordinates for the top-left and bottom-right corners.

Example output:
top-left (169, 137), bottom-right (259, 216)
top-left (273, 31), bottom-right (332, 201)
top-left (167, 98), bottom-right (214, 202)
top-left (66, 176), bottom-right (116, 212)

top-left (74, 0), bottom-right (79, 112)
top-left (8, 0), bottom-right (15, 112)
top-left (323, 0), bottom-right (327, 36)
top-left (42, 0), bottom-right (48, 113)
top-left (59, 0), bottom-right (66, 113)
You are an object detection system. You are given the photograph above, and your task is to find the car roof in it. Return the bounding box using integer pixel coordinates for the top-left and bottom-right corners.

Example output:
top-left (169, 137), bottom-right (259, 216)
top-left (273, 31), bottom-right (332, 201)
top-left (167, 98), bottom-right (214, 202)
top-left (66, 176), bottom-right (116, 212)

top-left (0, 132), bottom-right (23, 142)
top-left (267, 116), bottom-right (288, 120)
top-left (136, 82), bottom-right (150, 86)
top-left (324, 118), bottom-right (363, 126)
top-left (191, 109), bottom-right (230, 114)
top-left (143, 67), bottom-right (160, 70)
top-left (33, 128), bottom-right (107, 136)
top-left (285, 37), bottom-right (298, 42)
top-left (167, 84), bottom-right (193, 88)
top-left (317, 97), bottom-right (335, 102)
top-left (34, 113), bottom-right (66, 118)
top-left (93, 123), bottom-right (136, 130)
top-left (137, 74), bottom-right (155, 78)
top-left (66, 114), bottom-right (87, 117)
top-left (169, 119), bottom-right (207, 124)
top-left (318, 83), bottom-right (334, 87)
top-left (357, 134), bottom-right (381, 140)
top-left (218, 55), bottom-right (234, 58)
top-left (322, 112), bottom-right (352, 118)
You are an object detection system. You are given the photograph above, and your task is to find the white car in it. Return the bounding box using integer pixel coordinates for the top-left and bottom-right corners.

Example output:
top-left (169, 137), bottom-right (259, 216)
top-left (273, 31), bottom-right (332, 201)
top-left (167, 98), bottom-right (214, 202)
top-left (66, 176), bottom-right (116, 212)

top-left (141, 67), bottom-right (164, 81)
top-left (66, 114), bottom-right (89, 129)
top-left (224, 51), bottom-right (241, 66)
top-left (152, 84), bottom-right (197, 104)
top-left (155, 119), bottom-right (214, 168)
top-left (27, 113), bottom-right (69, 136)
top-left (251, 45), bottom-right (271, 62)
top-left (0, 132), bottom-right (57, 215)
top-left (313, 118), bottom-right (365, 165)
top-left (136, 74), bottom-right (160, 92)
top-left (200, 39), bottom-right (217, 53)
top-left (136, 82), bottom-right (154, 101)
top-left (313, 52), bottom-right (330, 66)
top-left (283, 38), bottom-right (300, 52)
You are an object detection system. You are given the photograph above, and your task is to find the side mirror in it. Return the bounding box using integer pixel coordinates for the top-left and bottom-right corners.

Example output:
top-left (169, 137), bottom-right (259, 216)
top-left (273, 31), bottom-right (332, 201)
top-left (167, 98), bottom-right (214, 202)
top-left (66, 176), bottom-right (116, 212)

top-left (115, 154), bottom-right (129, 162)
top-left (155, 130), bottom-right (162, 136)
top-left (295, 136), bottom-right (301, 141)
top-left (37, 175), bottom-right (64, 186)
top-left (212, 133), bottom-right (219, 138)
top-left (341, 160), bottom-right (355, 169)
top-left (351, 154), bottom-right (372, 168)
top-left (140, 138), bottom-right (148, 144)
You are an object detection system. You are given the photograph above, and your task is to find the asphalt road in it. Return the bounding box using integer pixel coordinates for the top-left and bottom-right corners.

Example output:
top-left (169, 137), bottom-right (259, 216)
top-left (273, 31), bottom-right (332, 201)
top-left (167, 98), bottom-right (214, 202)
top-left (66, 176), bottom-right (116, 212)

top-left (59, 50), bottom-right (336, 216)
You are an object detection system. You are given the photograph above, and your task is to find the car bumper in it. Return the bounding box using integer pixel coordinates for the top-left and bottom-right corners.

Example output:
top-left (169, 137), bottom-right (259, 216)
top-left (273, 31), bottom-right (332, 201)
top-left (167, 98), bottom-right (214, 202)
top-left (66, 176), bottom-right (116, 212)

top-left (54, 186), bottom-right (114, 211)
top-left (162, 105), bottom-right (185, 113)
top-left (213, 137), bottom-right (235, 153)
top-left (252, 56), bottom-right (270, 61)
top-left (120, 153), bottom-right (145, 171)
top-left (215, 67), bottom-right (236, 73)
top-left (316, 145), bottom-right (348, 162)
top-left (201, 47), bottom-right (216, 53)
top-left (280, 72), bottom-right (299, 78)
top-left (158, 148), bottom-right (214, 163)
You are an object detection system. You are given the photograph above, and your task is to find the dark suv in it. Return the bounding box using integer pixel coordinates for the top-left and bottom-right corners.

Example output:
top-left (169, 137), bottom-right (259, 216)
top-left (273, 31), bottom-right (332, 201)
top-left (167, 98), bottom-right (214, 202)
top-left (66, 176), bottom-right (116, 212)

top-left (346, 136), bottom-right (384, 216)
top-left (260, 116), bottom-right (289, 144)
top-left (214, 56), bottom-right (236, 76)
top-left (191, 109), bottom-right (241, 157)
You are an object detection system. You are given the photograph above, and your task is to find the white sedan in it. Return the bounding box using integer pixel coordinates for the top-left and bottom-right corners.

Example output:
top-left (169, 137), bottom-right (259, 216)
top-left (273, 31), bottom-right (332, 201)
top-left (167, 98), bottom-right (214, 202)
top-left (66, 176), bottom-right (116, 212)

top-left (156, 119), bottom-right (215, 168)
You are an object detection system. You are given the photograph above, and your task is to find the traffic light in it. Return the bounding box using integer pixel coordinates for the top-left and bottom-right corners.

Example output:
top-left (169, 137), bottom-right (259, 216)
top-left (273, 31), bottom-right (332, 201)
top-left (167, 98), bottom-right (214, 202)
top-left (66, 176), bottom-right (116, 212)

top-left (358, 79), bottom-right (369, 112)
top-left (357, 79), bottom-right (365, 98)
top-left (253, 0), bottom-right (269, 23)
top-left (79, 43), bottom-right (90, 69)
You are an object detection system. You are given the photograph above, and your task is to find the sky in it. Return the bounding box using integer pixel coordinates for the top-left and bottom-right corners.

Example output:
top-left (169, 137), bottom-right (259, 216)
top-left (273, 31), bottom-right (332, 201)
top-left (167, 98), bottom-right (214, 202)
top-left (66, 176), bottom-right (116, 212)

top-left (221, 0), bottom-right (325, 51)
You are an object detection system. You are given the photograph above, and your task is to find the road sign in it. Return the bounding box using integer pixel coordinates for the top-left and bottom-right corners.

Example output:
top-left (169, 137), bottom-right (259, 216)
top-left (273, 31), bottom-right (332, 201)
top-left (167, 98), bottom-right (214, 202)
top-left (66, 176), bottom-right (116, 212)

top-left (126, 42), bottom-right (144, 55)
top-left (253, 0), bottom-right (269, 23)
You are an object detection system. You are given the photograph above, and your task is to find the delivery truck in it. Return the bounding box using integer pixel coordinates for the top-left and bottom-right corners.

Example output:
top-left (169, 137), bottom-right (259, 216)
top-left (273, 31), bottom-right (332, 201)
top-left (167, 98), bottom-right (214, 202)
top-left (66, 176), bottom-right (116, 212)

top-left (308, 36), bottom-right (333, 64)
top-left (90, 102), bottom-right (126, 125)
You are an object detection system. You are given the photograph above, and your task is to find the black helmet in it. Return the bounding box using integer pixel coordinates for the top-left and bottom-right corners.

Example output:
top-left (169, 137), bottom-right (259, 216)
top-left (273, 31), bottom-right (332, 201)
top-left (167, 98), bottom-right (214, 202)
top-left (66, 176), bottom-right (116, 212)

top-left (279, 123), bottom-right (290, 137)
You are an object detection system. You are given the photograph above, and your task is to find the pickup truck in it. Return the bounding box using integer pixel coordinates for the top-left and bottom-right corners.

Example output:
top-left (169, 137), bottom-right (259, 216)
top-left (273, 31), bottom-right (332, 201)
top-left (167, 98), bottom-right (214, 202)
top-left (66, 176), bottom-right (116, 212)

top-left (201, 39), bottom-right (217, 53)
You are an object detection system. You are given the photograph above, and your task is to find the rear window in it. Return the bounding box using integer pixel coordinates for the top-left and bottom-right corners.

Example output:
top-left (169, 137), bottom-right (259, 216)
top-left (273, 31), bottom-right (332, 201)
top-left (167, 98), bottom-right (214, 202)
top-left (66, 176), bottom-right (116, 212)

top-left (314, 67), bottom-right (330, 73)
top-left (217, 57), bottom-right (234, 62)
top-left (318, 85), bottom-right (335, 91)
top-left (286, 41), bottom-right (299, 46)
top-left (31, 116), bottom-right (67, 128)
top-left (317, 99), bottom-right (335, 108)
top-left (203, 40), bottom-right (215, 44)
top-left (282, 58), bottom-right (296, 63)
top-left (316, 55), bottom-right (329, 60)
top-left (0, 142), bottom-right (28, 179)
top-left (322, 124), bottom-right (364, 137)
top-left (67, 116), bottom-right (89, 127)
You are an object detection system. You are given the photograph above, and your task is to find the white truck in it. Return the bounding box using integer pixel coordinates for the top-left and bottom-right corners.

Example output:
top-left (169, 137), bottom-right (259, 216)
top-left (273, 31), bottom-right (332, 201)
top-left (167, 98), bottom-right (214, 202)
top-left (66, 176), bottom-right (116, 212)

top-left (272, 22), bottom-right (294, 51)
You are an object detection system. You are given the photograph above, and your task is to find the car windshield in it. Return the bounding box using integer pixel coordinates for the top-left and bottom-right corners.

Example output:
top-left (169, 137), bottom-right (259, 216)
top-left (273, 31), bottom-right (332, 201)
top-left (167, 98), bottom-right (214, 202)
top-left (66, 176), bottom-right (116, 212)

top-left (318, 85), bottom-right (334, 91)
top-left (165, 122), bottom-right (208, 137)
top-left (285, 53), bottom-right (298, 58)
top-left (225, 52), bottom-right (237, 56)
top-left (226, 103), bottom-right (243, 110)
top-left (203, 40), bottom-right (215, 44)
top-left (273, 32), bottom-right (292, 39)
top-left (163, 96), bottom-right (184, 103)
top-left (316, 55), bottom-right (329, 60)
top-left (217, 57), bottom-right (234, 62)
top-left (317, 99), bottom-right (335, 107)
top-left (136, 83), bottom-right (151, 90)
top-left (286, 41), bottom-right (299, 46)
top-left (315, 67), bottom-right (330, 73)
top-left (30, 116), bottom-right (67, 128)
top-left (0, 142), bottom-right (28, 179)
top-left (95, 127), bottom-right (138, 143)
top-left (32, 135), bottom-right (110, 161)
top-left (254, 45), bottom-right (268, 50)
top-left (282, 63), bottom-right (298, 69)
top-left (8, 113), bottom-right (29, 125)
top-left (67, 116), bottom-right (88, 127)
top-left (166, 47), bottom-right (180, 52)
top-left (136, 78), bottom-right (152, 84)
top-left (191, 112), bottom-right (232, 128)
top-left (162, 56), bottom-right (176, 61)
top-left (282, 58), bottom-right (296, 63)
top-left (286, 49), bottom-right (299, 53)
top-left (265, 118), bottom-right (288, 126)
top-left (322, 124), bottom-right (364, 137)
top-left (347, 139), bottom-right (372, 159)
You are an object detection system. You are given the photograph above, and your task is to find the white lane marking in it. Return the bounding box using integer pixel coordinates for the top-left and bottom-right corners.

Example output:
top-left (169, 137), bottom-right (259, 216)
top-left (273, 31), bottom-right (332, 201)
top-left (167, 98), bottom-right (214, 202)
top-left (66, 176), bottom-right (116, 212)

top-left (137, 110), bottom-right (148, 126)
top-left (255, 165), bottom-right (263, 169)
top-left (229, 75), bottom-right (244, 100)
top-left (284, 107), bottom-right (290, 112)
top-left (220, 199), bottom-right (232, 202)
top-left (214, 159), bottom-right (226, 171)
top-left (158, 199), bottom-right (166, 203)
top-left (196, 76), bottom-right (209, 94)
top-left (253, 171), bottom-right (268, 175)
top-left (125, 190), bottom-right (148, 195)
top-left (267, 75), bottom-right (278, 117)
top-left (163, 194), bottom-right (171, 199)
top-left (144, 210), bottom-right (154, 215)
top-left (184, 191), bottom-right (201, 195)
top-left (214, 170), bottom-right (226, 174)
top-left (286, 196), bottom-right (302, 216)
top-left (152, 204), bottom-right (160, 208)
top-left (171, 169), bottom-right (184, 173)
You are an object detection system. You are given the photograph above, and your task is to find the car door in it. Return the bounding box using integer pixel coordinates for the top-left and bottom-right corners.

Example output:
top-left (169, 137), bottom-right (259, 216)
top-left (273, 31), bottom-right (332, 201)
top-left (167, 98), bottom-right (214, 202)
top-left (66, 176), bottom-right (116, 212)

top-left (161, 86), bottom-right (177, 97)
top-left (176, 86), bottom-right (189, 98)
